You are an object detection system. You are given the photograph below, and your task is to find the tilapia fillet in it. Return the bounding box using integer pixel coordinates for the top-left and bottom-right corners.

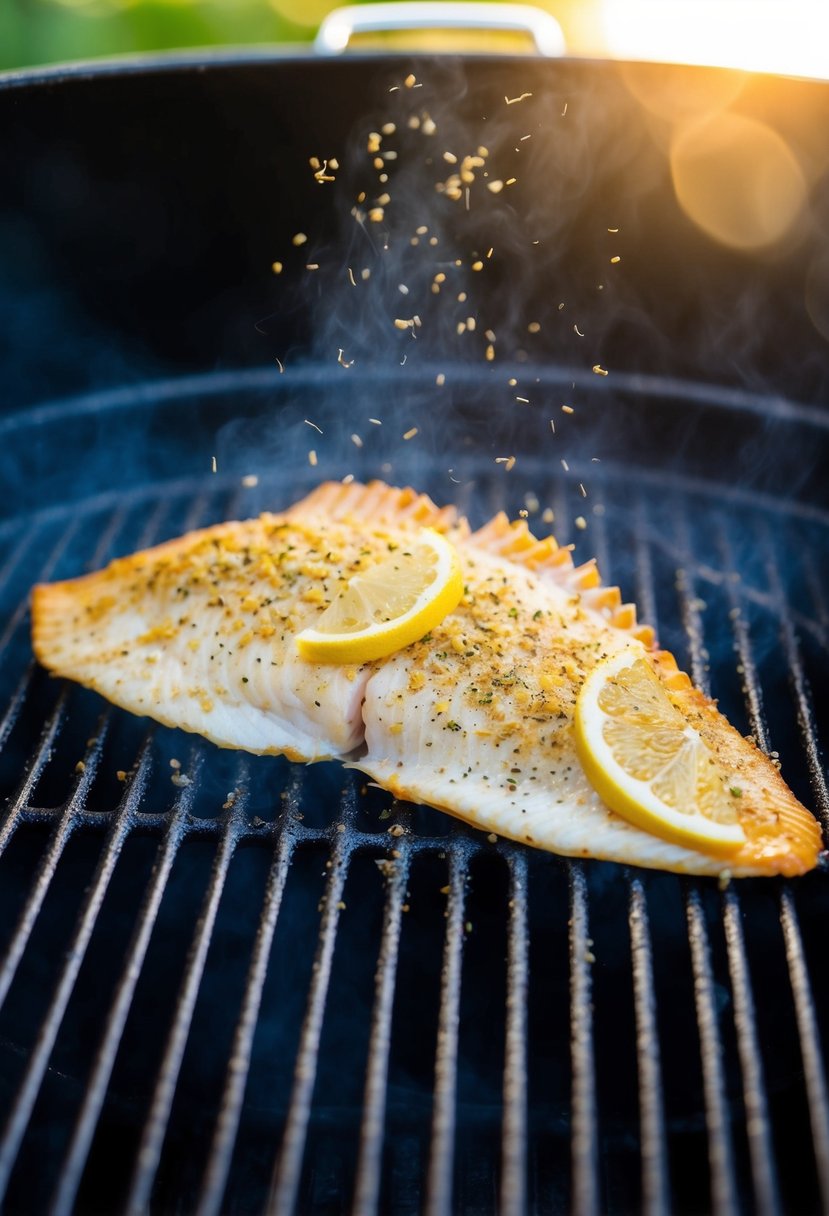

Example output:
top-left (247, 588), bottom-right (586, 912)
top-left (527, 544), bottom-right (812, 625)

top-left (32, 481), bottom-right (821, 877)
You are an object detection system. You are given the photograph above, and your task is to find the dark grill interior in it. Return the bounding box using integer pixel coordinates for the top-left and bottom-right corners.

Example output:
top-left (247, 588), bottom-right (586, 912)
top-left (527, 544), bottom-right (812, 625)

top-left (0, 372), bottom-right (827, 1214)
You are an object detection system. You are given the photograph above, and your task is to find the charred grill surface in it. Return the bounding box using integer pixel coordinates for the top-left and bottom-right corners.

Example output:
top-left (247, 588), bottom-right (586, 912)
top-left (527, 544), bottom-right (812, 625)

top-left (0, 374), bottom-right (826, 1215)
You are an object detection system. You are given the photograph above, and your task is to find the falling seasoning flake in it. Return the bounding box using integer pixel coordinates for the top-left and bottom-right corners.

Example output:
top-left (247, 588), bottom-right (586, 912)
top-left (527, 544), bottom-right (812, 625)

top-left (369, 418), bottom-right (382, 425)
top-left (562, 405), bottom-right (574, 414)
top-left (485, 344), bottom-right (495, 361)
top-left (487, 180), bottom-right (504, 193)
top-left (338, 349), bottom-right (354, 368)
top-left (304, 419), bottom-right (323, 433)
top-left (471, 260), bottom-right (484, 271)
top-left (575, 516), bottom-right (588, 530)
top-left (241, 474), bottom-right (259, 488)
top-left (610, 256), bottom-right (621, 264)
top-left (496, 456), bottom-right (516, 471)
top-left (436, 373), bottom-right (446, 386)
top-left (404, 73), bottom-right (417, 87)
top-left (368, 208), bottom-right (384, 223)
top-left (351, 434), bottom-right (363, 448)
top-left (306, 263), bottom-right (320, 271)
top-left (608, 226), bottom-right (619, 233)
top-left (515, 396), bottom-right (529, 404)
top-left (505, 92), bottom-right (533, 104)
top-left (308, 449), bottom-right (318, 467)
top-left (403, 427), bottom-right (418, 440)
top-left (211, 456), bottom-right (217, 474)
top-left (592, 364), bottom-right (609, 376)
top-left (542, 507), bottom-right (555, 523)
top-left (394, 318), bottom-right (414, 330)
top-left (347, 267), bottom-right (357, 286)
top-left (579, 483), bottom-right (587, 497)
top-left (271, 261), bottom-right (283, 274)
top-left (527, 321), bottom-right (541, 333)
top-left (561, 459), bottom-right (569, 472)
top-left (291, 232), bottom-right (308, 247)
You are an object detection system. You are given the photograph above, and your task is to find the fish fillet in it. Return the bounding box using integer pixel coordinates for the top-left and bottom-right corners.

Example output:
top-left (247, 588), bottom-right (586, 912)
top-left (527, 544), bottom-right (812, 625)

top-left (31, 480), bottom-right (821, 877)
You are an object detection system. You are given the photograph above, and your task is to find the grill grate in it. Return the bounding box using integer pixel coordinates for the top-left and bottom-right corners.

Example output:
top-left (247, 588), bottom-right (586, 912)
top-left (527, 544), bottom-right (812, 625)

top-left (0, 378), bottom-right (827, 1214)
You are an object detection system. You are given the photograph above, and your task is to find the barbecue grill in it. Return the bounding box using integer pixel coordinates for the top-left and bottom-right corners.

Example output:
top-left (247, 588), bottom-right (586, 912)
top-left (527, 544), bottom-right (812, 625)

top-left (0, 40), bottom-right (828, 1216)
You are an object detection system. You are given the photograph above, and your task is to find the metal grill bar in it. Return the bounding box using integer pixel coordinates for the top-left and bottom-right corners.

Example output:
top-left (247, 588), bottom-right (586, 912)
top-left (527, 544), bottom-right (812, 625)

top-left (49, 764), bottom-right (191, 1216)
top-left (0, 690), bottom-right (71, 863)
top-left (195, 819), bottom-right (298, 1216)
top-left (0, 699), bottom-right (98, 1009)
top-left (627, 877), bottom-right (669, 1216)
top-left (760, 521), bottom-right (829, 831)
top-left (125, 765), bottom-right (247, 1216)
top-left (677, 513), bottom-right (783, 1214)
top-left (779, 890), bottom-right (829, 1210)
top-left (721, 890), bottom-right (781, 1216)
top-left (499, 849), bottom-right (529, 1216)
top-left (351, 835), bottom-right (411, 1216)
top-left (569, 861), bottom-right (598, 1216)
top-left (424, 843), bottom-right (469, 1216)
top-left (685, 887), bottom-right (738, 1216)
top-left (0, 725), bottom-right (135, 1206)
top-left (266, 799), bottom-right (353, 1216)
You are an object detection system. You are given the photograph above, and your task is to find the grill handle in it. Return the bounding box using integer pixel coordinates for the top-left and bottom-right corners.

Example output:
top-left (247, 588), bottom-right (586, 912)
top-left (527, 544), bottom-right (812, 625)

top-left (314, 2), bottom-right (566, 56)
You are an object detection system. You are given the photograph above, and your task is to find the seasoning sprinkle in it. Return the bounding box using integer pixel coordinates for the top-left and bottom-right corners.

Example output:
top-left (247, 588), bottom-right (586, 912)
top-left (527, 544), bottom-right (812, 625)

top-left (351, 434), bottom-right (363, 448)
top-left (592, 364), bottom-right (609, 376)
top-left (575, 515), bottom-right (587, 530)
top-left (610, 255), bottom-right (621, 264)
top-left (562, 405), bottom-right (574, 414)
top-left (436, 373), bottom-right (446, 386)
top-left (347, 267), bottom-right (356, 287)
top-left (304, 419), bottom-right (323, 433)
top-left (271, 261), bottom-right (283, 274)
top-left (211, 456), bottom-right (217, 473)
top-left (241, 474), bottom-right (258, 488)
top-left (487, 180), bottom-right (504, 193)
top-left (308, 449), bottom-right (317, 467)
top-left (291, 232), bottom-right (307, 246)
top-left (403, 427), bottom-right (418, 440)
top-left (505, 92), bottom-right (532, 104)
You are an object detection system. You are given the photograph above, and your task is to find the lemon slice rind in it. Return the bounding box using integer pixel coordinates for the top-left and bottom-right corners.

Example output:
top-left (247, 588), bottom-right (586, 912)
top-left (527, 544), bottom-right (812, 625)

top-left (574, 648), bottom-right (746, 857)
top-left (296, 528), bottom-right (463, 664)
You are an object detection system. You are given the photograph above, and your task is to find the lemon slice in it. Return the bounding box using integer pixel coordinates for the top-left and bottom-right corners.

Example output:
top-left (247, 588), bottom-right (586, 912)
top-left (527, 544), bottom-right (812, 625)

top-left (574, 649), bottom-right (746, 856)
top-left (296, 529), bottom-right (463, 664)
